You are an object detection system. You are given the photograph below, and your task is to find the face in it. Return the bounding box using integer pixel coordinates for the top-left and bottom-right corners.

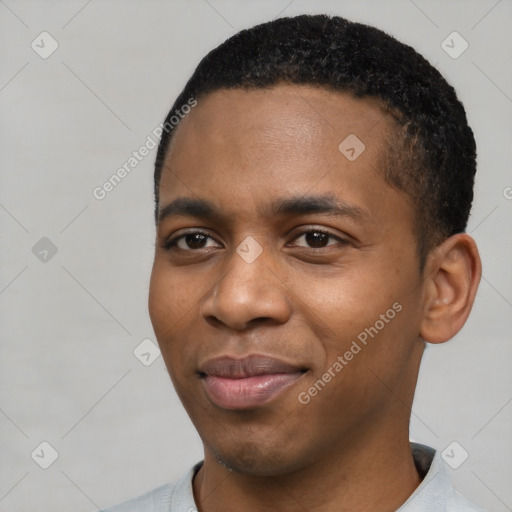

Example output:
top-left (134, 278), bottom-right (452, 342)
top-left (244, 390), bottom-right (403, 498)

top-left (149, 85), bottom-right (427, 477)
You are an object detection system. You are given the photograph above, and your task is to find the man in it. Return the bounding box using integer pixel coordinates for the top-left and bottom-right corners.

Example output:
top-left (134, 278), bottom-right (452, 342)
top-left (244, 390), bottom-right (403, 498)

top-left (103, 14), bottom-right (484, 512)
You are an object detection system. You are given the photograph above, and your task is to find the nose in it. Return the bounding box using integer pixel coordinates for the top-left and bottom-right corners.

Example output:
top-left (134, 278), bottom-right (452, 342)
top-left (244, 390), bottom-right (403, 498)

top-left (200, 244), bottom-right (292, 331)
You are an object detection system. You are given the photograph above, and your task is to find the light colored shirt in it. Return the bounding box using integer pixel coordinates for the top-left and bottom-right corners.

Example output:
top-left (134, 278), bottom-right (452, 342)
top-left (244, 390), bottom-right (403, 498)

top-left (101, 443), bottom-right (485, 511)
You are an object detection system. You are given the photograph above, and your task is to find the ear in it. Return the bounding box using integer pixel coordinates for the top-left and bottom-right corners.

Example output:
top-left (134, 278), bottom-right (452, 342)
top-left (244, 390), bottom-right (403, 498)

top-left (420, 233), bottom-right (481, 344)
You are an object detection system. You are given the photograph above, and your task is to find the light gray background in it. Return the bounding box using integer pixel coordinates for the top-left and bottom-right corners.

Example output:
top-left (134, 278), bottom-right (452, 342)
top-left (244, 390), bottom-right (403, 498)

top-left (1, 0), bottom-right (511, 510)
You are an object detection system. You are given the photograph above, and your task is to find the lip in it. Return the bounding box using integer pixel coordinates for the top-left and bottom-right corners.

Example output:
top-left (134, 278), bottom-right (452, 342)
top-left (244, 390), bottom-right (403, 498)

top-left (199, 355), bottom-right (306, 410)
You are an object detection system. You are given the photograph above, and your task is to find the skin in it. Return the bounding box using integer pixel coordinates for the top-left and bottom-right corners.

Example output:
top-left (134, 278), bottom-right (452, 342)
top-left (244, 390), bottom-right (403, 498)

top-left (148, 84), bottom-right (481, 512)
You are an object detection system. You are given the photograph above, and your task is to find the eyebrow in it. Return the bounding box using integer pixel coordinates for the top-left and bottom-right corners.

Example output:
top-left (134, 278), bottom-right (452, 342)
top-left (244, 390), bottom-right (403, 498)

top-left (158, 194), bottom-right (367, 224)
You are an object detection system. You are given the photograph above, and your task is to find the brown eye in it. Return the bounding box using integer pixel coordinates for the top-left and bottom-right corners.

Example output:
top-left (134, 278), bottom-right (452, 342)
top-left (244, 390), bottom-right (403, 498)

top-left (292, 229), bottom-right (347, 249)
top-left (304, 231), bottom-right (330, 248)
top-left (183, 233), bottom-right (208, 249)
top-left (163, 231), bottom-right (220, 251)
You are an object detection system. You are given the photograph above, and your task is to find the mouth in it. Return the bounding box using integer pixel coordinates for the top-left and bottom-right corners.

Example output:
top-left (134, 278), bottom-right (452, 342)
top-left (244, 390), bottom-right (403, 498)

top-left (198, 355), bottom-right (307, 410)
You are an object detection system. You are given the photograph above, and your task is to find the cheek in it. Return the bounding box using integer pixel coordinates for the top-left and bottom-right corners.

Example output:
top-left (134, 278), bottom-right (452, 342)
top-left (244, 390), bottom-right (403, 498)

top-left (296, 263), bottom-right (420, 371)
top-left (292, 270), bottom-right (397, 340)
top-left (148, 260), bottom-right (195, 330)
top-left (148, 261), bottom-right (208, 380)
top-left (148, 264), bottom-right (188, 361)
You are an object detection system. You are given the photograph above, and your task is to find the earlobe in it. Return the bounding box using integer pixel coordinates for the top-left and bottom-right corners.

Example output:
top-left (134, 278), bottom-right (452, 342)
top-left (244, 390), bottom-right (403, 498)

top-left (419, 234), bottom-right (481, 344)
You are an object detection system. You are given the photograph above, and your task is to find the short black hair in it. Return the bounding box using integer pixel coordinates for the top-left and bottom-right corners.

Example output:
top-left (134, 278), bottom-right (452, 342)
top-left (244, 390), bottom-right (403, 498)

top-left (154, 14), bottom-right (476, 267)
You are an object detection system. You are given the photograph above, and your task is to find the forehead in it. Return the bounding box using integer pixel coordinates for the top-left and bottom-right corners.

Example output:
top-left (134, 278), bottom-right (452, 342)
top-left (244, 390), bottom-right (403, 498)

top-left (167, 84), bottom-right (392, 160)
top-left (159, 84), bottom-right (404, 223)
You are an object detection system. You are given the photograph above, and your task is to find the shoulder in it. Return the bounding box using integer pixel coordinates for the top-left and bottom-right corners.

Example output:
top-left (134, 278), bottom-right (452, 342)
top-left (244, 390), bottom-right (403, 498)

top-left (404, 443), bottom-right (487, 512)
top-left (446, 487), bottom-right (487, 512)
top-left (99, 462), bottom-right (202, 512)
top-left (100, 483), bottom-right (174, 512)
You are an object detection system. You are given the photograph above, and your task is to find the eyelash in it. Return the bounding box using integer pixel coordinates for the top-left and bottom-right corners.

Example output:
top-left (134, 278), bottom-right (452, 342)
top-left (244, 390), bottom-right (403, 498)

top-left (161, 229), bottom-right (349, 252)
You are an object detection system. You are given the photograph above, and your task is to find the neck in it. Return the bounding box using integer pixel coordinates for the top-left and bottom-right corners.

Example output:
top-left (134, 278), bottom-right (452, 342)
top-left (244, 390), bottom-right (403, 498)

top-left (193, 426), bottom-right (422, 512)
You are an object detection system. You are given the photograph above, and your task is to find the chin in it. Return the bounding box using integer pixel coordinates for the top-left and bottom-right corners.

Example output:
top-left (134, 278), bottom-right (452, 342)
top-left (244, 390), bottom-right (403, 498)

top-left (207, 439), bottom-right (305, 477)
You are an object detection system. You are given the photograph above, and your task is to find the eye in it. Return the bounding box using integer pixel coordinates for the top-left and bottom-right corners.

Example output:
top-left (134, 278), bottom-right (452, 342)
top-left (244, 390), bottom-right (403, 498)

top-left (163, 231), bottom-right (221, 251)
top-left (290, 229), bottom-right (348, 249)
